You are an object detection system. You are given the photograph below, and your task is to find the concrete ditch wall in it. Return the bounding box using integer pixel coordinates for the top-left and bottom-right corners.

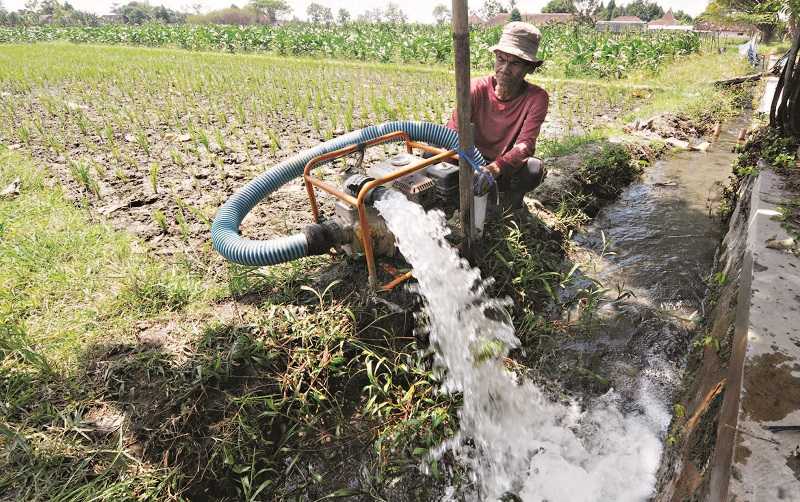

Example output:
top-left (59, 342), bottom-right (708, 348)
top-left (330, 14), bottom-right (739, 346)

top-left (711, 167), bottom-right (800, 501)
top-left (655, 165), bottom-right (800, 501)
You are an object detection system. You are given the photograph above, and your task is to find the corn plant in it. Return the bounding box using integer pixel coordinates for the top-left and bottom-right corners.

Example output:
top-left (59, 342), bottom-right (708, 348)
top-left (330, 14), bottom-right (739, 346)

top-left (0, 23), bottom-right (700, 79)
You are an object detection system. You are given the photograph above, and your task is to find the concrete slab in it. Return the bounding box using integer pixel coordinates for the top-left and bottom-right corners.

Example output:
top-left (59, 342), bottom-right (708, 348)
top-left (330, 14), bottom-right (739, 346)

top-left (759, 77), bottom-right (780, 115)
top-left (712, 168), bottom-right (800, 501)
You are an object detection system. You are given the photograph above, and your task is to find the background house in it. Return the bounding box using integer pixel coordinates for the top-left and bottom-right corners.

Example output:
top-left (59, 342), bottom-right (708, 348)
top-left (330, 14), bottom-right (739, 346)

top-left (648, 10), bottom-right (693, 31)
top-left (596, 15), bottom-right (647, 32)
top-left (694, 20), bottom-right (757, 38)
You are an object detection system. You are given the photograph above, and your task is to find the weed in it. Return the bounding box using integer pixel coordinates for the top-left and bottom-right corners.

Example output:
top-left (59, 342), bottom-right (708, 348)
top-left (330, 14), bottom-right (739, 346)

top-left (69, 159), bottom-right (101, 198)
top-left (118, 262), bottom-right (197, 315)
top-left (18, 122), bottom-right (31, 144)
top-left (214, 127), bottom-right (226, 152)
top-left (175, 207), bottom-right (190, 242)
top-left (693, 333), bottom-right (721, 351)
top-left (135, 129), bottom-right (150, 154)
top-left (149, 162), bottom-right (160, 193)
top-left (538, 131), bottom-right (605, 158)
top-left (151, 208), bottom-right (168, 233)
top-left (578, 144), bottom-right (641, 199)
top-left (721, 126), bottom-right (799, 219)
top-left (195, 128), bottom-right (211, 151)
top-left (773, 152), bottom-right (796, 171)
top-left (169, 148), bottom-right (184, 167)
top-left (711, 272), bottom-right (728, 286)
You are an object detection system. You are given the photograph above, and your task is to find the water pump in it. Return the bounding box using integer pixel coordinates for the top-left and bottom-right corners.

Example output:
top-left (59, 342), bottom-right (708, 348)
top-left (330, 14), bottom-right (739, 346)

top-left (308, 151), bottom-right (462, 261)
top-left (300, 132), bottom-right (471, 288)
top-left (211, 122), bottom-right (489, 290)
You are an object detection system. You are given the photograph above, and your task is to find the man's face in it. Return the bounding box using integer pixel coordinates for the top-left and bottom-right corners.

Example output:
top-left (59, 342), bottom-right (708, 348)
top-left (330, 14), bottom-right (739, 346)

top-left (494, 50), bottom-right (532, 88)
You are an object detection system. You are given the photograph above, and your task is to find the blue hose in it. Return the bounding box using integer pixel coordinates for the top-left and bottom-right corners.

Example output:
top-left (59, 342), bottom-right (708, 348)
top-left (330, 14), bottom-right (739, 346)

top-left (211, 121), bottom-right (486, 267)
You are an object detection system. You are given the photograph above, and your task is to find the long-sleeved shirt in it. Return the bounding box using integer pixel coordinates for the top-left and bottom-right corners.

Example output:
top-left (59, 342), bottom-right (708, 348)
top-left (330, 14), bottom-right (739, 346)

top-left (446, 75), bottom-right (549, 176)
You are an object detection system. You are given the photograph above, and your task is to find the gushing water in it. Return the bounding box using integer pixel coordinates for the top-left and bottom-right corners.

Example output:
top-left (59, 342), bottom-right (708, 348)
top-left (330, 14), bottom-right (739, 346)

top-left (375, 193), bottom-right (669, 501)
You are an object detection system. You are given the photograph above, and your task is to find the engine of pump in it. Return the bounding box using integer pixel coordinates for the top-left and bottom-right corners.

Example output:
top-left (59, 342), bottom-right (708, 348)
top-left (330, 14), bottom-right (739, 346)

top-left (328, 152), bottom-right (459, 258)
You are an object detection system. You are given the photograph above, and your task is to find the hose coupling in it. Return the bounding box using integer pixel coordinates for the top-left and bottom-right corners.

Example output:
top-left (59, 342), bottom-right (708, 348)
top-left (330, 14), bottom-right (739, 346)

top-left (303, 219), bottom-right (350, 256)
top-left (343, 174), bottom-right (389, 205)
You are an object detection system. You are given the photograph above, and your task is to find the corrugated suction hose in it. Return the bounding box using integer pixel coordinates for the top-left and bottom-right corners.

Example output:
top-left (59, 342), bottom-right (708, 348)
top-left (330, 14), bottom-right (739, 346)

top-left (211, 121), bottom-right (486, 266)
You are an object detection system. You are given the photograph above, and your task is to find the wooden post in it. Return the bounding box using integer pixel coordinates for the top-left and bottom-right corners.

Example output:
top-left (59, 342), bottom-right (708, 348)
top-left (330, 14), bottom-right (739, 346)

top-left (452, 0), bottom-right (474, 254)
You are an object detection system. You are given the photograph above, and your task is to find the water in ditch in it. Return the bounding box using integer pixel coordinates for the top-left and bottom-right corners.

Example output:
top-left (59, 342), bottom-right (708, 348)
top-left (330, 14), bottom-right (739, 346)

top-left (374, 115), bottom-right (747, 500)
top-left (562, 115), bottom-right (750, 412)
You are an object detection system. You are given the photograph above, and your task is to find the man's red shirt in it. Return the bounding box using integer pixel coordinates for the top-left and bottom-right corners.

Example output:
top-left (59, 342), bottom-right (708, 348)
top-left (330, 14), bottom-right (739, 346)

top-left (447, 75), bottom-right (549, 176)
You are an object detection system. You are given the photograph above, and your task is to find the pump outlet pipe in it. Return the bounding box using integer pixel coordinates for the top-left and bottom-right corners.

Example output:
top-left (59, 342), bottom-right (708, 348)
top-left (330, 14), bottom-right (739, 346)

top-left (211, 121), bottom-right (486, 267)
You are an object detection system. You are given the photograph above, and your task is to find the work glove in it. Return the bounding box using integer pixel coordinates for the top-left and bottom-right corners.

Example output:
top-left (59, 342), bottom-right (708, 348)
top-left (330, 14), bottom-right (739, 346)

top-left (473, 168), bottom-right (495, 196)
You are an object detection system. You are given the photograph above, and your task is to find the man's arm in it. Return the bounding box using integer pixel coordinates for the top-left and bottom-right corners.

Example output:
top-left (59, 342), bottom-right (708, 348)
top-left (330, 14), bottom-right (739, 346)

top-left (490, 90), bottom-right (549, 177)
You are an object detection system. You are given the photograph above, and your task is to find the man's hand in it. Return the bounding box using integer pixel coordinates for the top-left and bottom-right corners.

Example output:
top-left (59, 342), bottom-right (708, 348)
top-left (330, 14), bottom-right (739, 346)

top-left (473, 166), bottom-right (497, 196)
top-left (484, 161), bottom-right (502, 178)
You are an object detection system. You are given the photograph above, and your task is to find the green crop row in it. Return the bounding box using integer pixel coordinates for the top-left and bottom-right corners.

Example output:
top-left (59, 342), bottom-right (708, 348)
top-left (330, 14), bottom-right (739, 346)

top-left (0, 22), bottom-right (700, 78)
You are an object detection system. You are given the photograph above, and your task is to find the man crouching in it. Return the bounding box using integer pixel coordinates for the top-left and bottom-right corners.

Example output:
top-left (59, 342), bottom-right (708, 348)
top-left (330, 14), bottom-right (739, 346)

top-left (447, 21), bottom-right (549, 210)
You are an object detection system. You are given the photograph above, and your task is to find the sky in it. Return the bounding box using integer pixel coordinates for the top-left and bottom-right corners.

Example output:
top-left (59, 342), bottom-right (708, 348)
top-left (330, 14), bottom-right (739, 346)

top-left (3, 0), bottom-right (711, 22)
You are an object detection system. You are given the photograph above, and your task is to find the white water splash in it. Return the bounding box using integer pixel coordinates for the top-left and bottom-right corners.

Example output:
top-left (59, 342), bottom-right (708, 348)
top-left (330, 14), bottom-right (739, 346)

top-left (375, 193), bottom-right (669, 501)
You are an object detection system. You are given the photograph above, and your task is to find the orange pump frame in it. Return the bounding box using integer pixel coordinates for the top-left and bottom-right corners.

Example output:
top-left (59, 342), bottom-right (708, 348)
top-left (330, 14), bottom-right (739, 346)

top-left (302, 131), bottom-right (460, 290)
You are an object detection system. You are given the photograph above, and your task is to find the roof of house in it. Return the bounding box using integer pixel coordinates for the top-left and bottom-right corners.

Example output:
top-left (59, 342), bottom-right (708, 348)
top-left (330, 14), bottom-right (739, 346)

top-left (649, 9), bottom-right (679, 26)
top-left (468, 14), bottom-right (484, 25)
top-left (694, 20), bottom-right (756, 33)
top-left (611, 15), bottom-right (645, 23)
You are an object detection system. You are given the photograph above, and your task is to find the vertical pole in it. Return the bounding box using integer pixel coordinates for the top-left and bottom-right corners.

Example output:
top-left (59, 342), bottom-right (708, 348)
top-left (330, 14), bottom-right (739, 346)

top-left (452, 0), bottom-right (474, 254)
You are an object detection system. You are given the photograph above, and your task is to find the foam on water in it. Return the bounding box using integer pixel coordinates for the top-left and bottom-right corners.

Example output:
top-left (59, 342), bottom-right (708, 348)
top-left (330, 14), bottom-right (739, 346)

top-left (375, 193), bottom-right (670, 501)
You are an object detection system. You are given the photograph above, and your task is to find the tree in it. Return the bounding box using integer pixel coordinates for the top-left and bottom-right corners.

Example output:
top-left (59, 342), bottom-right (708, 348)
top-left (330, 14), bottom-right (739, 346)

top-left (358, 7), bottom-right (383, 22)
top-left (113, 2), bottom-right (153, 24)
top-left (383, 2), bottom-right (406, 23)
top-left (152, 5), bottom-right (184, 23)
top-left (306, 2), bottom-right (332, 24)
top-left (481, 0), bottom-right (508, 19)
top-left (573, 0), bottom-right (599, 24)
top-left (248, 0), bottom-right (291, 23)
top-left (674, 9), bottom-right (693, 23)
top-left (189, 6), bottom-right (260, 25)
top-left (542, 0), bottom-right (576, 13)
top-left (433, 3), bottom-right (451, 24)
top-left (619, 0), bottom-right (663, 21)
top-left (606, 0), bottom-right (616, 19)
top-left (38, 0), bottom-right (58, 15)
top-left (702, 0), bottom-right (785, 42)
top-left (510, 7), bottom-right (521, 20)
top-left (336, 7), bottom-right (349, 24)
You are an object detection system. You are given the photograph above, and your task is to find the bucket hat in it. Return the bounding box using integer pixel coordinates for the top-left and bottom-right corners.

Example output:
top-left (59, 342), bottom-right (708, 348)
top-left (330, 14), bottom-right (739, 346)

top-left (489, 21), bottom-right (543, 64)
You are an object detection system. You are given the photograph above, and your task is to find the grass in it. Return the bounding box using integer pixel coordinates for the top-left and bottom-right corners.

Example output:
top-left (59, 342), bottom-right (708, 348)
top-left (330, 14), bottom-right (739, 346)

top-left (0, 150), bottom-right (207, 361)
top-left (719, 123), bottom-right (800, 220)
top-left (0, 149), bottom-right (205, 500)
top-left (622, 49), bottom-right (754, 127)
top-left (0, 147), bottom-right (457, 500)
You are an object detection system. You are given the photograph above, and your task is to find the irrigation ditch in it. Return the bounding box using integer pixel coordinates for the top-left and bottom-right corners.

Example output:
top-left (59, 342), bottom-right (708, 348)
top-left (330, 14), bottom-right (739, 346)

top-left (0, 39), bottom-right (784, 501)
